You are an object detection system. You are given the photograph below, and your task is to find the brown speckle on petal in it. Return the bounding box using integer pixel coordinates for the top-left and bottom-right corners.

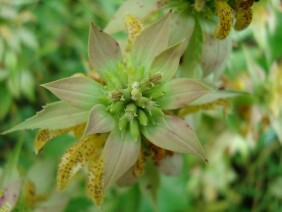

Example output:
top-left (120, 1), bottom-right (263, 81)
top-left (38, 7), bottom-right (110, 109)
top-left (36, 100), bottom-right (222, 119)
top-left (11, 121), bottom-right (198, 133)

top-left (214, 0), bottom-right (235, 40)
top-left (87, 155), bottom-right (105, 206)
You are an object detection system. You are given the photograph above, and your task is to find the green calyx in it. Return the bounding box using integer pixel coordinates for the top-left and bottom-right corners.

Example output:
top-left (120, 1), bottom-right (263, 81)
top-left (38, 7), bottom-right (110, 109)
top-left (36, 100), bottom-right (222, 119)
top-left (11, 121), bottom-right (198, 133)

top-left (103, 62), bottom-right (166, 141)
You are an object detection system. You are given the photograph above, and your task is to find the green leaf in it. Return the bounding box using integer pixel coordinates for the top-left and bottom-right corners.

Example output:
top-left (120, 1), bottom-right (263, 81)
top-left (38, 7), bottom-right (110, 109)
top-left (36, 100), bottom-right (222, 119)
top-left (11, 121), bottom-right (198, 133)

top-left (131, 13), bottom-right (170, 66)
top-left (160, 78), bottom-right (212, 110)
top-left (142, 115), bottom-right (207, 161)
top-left (103, 130), bottom-right (140, 189)
top-left (0, 38), bottom-right (4, 62)
top-left (19, 28), bottom-right (38, 49)
top-left (104, 0), bottom-right (159, 34)
top-left (3, 101), bottom-right (88, 134)
top-left (5, 50), bottom-right (17, 73)
top-left (42, 77), bottom-right (103, 110)
top-left (0, 84), bottom-right (12, 120)
top-left (243, 46), bottom-right (264, 86)
top-left (88, 22), bottom-right (122, 78)
top-left (84, 104), bottom-right (115, 136)
top-left (190, 90), bottom-right (244, 105)
top-left (20, 70), bottom-right (35, 102)
top-left (151, 41), bottom-right (184, 81)
top-left (65, 197), bottom-right (92, 212)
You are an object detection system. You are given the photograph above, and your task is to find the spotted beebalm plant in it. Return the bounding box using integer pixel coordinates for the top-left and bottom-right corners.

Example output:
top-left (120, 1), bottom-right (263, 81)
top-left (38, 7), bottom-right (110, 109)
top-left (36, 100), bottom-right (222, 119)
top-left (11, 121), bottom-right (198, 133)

top-left (4, 14), bottom-right (233, 205)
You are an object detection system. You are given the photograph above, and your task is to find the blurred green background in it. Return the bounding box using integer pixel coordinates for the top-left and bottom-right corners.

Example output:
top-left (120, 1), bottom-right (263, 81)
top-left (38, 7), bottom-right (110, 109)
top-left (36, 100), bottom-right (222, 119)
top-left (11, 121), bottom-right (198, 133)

top-left (0, 0), bottom-right (282, 211)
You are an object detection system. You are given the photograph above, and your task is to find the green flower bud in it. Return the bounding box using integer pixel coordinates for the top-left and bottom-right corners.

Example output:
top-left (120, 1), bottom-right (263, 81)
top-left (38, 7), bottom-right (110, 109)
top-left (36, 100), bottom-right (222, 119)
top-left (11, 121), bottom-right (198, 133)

top-left (109, 102), bottom-right (124, 113)
top-left (131, 81), bottom-right (140, 89)
top-left (138, 110), bottom-right (148, 126)
top-left (125, 103), bottom-right (137, 121)
top-left (131, 88), bottom-right (142, 100)
top-left (136, 97), bottom-right (154, 109)
top-left (108, 90), bottom-right (124, 101)
top-left (119, 115), bottom-right (128, 131)
top-left (149, 72), bottom-right (162, 84)
top-left (130, 119), bottom-right (140, 141)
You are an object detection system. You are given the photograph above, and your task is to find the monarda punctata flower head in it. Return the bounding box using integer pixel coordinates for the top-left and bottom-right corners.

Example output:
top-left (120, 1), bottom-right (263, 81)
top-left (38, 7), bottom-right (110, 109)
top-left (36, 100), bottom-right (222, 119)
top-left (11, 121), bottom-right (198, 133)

top-left (4, 14), bottom-right (227, 205)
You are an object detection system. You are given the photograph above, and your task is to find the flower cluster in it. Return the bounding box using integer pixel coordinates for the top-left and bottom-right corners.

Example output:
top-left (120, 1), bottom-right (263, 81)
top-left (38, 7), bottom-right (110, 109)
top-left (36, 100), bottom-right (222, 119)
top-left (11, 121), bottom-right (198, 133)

top-left (4, 11), bottom-right (240, 206)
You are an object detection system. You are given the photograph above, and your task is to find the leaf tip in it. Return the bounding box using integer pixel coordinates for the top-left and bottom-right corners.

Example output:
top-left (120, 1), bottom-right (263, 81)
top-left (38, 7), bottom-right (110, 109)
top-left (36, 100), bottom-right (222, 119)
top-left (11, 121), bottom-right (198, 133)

top-left (1, 127), bottom-right (18, 135)
top-left (1, 129), bottom-right (10, 135)
top-left (40, 83), bottom-right (49, 89)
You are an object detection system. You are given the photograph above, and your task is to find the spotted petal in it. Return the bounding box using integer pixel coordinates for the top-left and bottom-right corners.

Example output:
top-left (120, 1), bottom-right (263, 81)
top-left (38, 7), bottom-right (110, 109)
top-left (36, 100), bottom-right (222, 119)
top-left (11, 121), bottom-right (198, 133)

top-left (214, 0), bottom-right (234, 39)
top-left (42, 77), bottom-right (103, 110)
top-left (160, 78), bottom-right (212, 110)
top-left (34, 128), bottom-right (71, 154)
top-left (88, 22), bottom-right (122, 79)
top-left (142, 115), bottom-right (207, 161)
top-left (87, 155), bottom-right (105, 206)
top-left (57, 134), bottom-right (106, 190)
top-left (103, 130), bottom-right (140, 189)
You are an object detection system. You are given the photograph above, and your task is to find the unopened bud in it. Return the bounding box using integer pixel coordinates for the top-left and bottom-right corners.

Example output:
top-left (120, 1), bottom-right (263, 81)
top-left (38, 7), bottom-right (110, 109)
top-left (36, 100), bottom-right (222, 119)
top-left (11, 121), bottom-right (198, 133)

top-left (136, 97), bottom-right (154, 109)
top-left (110, 102), bottom-right (124, 113)
top-left (149, 72), bottom-right (162, 84)
top-left (125, 103), bottom-right (137, 121)
top-left (119, 116), bottom-right (128, 131)
top-left (138, 110), bottom-right (148, 126)
top-left (131, 88), bottom-right (142, 100)
top-left (130, 119), bottom-right (140, 141)
top-left (108, 90), bottom-right (123, 101)
top-left (131, 81), bottom-right (140, 89)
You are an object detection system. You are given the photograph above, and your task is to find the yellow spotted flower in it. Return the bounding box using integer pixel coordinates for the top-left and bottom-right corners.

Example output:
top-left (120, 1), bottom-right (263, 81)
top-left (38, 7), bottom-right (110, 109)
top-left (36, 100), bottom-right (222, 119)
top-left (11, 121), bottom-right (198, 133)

top-left (234, 0), bottom-right (255, 31)
top-left (214, 0), bottom-right (235, 40)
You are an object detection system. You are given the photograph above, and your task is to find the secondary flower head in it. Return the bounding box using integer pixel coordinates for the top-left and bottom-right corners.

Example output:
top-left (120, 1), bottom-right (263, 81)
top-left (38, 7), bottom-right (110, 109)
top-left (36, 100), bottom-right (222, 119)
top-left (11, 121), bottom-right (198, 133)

top-left (4, 13), bottom-right (228, 205)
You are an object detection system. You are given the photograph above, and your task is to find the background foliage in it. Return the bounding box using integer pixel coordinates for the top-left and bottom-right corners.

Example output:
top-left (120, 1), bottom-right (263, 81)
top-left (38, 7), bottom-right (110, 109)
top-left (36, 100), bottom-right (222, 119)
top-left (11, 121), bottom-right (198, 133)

top-left (0, 0), bottom-right (281, 211)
